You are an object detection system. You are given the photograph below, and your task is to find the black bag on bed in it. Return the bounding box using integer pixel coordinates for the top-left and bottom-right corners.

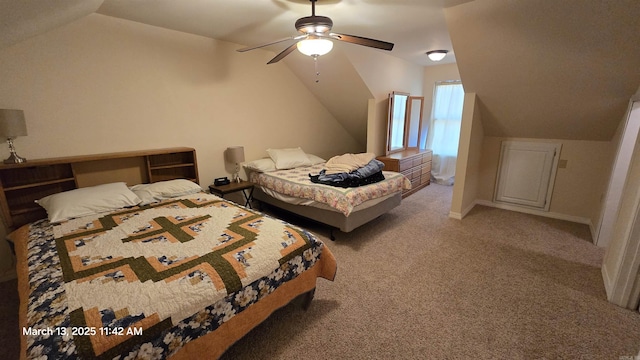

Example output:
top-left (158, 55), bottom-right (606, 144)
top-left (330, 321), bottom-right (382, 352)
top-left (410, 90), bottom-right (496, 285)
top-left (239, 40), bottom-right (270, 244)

top-left (309, 171), bottom-right (385, 188)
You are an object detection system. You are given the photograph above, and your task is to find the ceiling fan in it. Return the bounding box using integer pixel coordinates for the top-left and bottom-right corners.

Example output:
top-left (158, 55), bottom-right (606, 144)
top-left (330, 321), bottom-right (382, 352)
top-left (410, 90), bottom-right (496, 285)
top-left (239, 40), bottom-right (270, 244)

top-left (237, 0), bottom-right (394, 64)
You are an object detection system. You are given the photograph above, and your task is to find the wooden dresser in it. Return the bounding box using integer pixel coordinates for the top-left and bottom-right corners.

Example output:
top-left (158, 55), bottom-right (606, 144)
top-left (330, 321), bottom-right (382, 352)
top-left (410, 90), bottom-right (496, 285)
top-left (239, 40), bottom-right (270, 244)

top-left (378, 149), bottom-right (432, 197)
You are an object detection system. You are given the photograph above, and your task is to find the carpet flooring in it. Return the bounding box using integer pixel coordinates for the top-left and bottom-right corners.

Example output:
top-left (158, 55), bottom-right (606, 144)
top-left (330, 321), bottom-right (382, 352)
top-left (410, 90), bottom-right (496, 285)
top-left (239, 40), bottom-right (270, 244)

top-left (2, 184), bottom-right (639, 359)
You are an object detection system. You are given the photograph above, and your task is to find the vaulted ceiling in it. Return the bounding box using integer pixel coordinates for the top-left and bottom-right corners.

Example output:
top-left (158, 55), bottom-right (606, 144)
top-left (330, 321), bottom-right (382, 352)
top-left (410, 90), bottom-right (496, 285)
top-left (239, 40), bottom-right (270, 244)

top-left (2, 0), bottom-right (639, 143)
top-left (1, 0), bottom-right (459, 66)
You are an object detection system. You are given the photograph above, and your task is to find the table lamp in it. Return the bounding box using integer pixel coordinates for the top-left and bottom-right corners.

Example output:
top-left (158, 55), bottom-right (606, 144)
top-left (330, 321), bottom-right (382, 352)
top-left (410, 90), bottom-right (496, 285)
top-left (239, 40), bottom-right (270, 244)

top-left (226, 146), bottom-right (245, 182)
top-left (0, 109), bottom-right (27, 164)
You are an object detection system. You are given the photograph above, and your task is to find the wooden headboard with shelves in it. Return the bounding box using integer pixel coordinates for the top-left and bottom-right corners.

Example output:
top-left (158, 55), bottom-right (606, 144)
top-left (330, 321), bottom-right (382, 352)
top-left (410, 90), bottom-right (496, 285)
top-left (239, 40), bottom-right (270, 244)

top-left (0, 147), bottom-right (198, 230)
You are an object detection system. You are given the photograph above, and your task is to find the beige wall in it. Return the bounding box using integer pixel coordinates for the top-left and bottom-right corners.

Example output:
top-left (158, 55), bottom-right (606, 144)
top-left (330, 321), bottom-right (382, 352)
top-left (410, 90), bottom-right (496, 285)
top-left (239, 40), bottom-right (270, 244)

top-left (601, 122), bottom-right (640, 305)
top-left (0, 14), bottom-right (362, 274)
top-left (477, 137), bottom-right (613, 227)
top-left (283, 48), bottom-right (374, 150)
top-left (342, 46), bottom-right (425, 156)
top-left (343, 46), bottom-right (424, 100)
top-left (451, 93), bottom-right (484, 218)
top-left (600, 100), bottom-right (640, 307)
top-left (591, 116), bottom-right (624, 237)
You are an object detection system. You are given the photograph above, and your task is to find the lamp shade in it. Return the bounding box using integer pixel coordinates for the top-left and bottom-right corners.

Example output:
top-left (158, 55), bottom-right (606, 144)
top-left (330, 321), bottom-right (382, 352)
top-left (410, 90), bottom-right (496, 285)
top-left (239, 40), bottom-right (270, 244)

top-left (226, 146), bottom-right (245, 164)
top-left (426, 50), bottom-right (448, 62)
top-left (0, 109), bottom-right (27, 138)
top-left (297, 38), bottom-right (333, 57)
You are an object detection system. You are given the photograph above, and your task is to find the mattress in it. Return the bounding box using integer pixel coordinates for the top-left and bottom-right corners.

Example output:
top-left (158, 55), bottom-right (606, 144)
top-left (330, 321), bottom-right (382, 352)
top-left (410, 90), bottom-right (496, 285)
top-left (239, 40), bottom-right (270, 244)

top-left (249, 163), bottom-right (411, 216)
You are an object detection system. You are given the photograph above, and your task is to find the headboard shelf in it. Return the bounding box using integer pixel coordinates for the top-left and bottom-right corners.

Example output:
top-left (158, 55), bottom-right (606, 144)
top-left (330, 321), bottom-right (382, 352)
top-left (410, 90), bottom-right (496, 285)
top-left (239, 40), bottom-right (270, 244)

top-left (4, 177), bottom-right (76, 192)
top-left (0, 147), bottom-right (199, 230)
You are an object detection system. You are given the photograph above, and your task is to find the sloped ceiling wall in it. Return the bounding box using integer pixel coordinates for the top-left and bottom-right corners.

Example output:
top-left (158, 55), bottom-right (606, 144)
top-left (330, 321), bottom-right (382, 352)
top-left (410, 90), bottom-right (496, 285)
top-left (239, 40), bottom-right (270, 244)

top-left (445, 0), bottom-right (640, 141)
top-left (0, 0), bottom-right (103, 48)
top-left (284, 46), bottom-right (374, 150)
top-left (283, 43), bottom-right (426, 152)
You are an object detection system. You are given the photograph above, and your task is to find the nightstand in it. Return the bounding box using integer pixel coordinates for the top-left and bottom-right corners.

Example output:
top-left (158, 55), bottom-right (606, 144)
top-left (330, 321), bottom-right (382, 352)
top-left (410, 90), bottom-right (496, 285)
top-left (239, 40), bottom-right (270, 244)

top-left (209, 180), bottom-right (254, 208)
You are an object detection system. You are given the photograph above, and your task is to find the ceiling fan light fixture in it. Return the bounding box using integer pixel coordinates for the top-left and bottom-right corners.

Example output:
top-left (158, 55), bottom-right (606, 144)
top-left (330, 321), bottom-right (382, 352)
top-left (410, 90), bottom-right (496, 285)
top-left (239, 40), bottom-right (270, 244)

top-left (426, 50), bottom-right (448, 61)
top-left (295, 15), bottom-right (333, 34)
top-left (297, 38), bottom-right (333, 57)
top-left (237, 0), bottom-right (393, 64)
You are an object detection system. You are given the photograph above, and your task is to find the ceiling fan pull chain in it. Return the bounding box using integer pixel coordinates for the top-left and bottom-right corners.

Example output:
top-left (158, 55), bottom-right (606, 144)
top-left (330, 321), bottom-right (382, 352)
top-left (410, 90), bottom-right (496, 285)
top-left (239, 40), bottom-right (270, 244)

top-left (314, 55), bottom-right (320, 83)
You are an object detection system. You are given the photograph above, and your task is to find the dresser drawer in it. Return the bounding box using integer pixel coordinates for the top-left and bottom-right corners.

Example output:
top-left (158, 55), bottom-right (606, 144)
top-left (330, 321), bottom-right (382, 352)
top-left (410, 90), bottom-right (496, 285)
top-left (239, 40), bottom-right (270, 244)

top-left (422, 151), bottom-right (433, 163)
top-left (412, 156), bottom-right (423, 168)
top-left (398, 158), bottom-right (414, 172)
top-left (422, 160), bottom-right (432, 174)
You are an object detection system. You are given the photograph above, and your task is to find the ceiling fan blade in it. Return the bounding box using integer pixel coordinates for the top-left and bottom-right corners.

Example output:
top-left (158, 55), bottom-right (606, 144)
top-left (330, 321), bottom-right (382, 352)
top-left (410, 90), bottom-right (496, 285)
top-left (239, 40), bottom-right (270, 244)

top-left (267, 42), bottom-right (299, 64)
top-left (237, 35), bottom-right (305, 52)
top-left (329, 33), bottom-right (394, 51)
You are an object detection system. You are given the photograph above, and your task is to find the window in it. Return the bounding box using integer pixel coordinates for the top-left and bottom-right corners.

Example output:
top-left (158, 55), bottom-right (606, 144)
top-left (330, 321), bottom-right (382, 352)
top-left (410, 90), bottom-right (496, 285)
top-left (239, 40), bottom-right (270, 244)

top-left (427, 81), bottom-right (464, 156)
top-left (426, 80), bottom-right (464, 185)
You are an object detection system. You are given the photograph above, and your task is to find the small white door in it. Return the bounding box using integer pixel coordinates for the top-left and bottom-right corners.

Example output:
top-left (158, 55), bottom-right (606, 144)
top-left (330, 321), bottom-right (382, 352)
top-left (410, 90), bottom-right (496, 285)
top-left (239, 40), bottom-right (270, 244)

top-left (494, 141), bottom-right (561, 211)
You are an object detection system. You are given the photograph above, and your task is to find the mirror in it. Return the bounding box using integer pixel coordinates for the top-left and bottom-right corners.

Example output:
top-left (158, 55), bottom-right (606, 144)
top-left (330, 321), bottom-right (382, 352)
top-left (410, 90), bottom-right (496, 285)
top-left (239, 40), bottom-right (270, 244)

top-left (387, 91), bottom-right (410, 153)
top-left (386, 92), bottom-right (425, 154)
top-left (406, 96), bottom-right (425, 149)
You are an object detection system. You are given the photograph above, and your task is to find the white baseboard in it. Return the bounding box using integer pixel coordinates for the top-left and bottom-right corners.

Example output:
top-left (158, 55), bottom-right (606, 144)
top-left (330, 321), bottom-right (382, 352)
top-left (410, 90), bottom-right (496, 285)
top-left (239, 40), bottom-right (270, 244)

top-left (449, 200), bottom-right (596, 243)
top-left (589, 222), bottom-right (599, 246)
top-left (475, 199), bottom-right (592, 225)
top-left (601, 265), bottom-right (613, 301)
top-left (449, 201), bottom-right (477, 220)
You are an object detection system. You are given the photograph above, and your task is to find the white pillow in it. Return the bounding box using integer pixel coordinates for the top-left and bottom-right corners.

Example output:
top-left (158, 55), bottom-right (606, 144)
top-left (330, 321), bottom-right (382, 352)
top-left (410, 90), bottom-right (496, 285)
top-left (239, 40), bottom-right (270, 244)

top-left (36, 182), bottom-right (142, 223)
top-left (130, 179), bottom-right (202, 205)
top-left (267, 147), bottom-right (312, 169)
top-left (243, 158), bottom-right (276, 173)
top-left (306, 154), bottom-right (326, 165)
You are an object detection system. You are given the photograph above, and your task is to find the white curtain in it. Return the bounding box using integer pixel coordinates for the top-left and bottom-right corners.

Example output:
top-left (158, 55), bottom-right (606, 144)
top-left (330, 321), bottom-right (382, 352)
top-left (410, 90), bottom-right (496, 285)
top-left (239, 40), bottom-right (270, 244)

top-left (427, 81), bottom-right (464, 185)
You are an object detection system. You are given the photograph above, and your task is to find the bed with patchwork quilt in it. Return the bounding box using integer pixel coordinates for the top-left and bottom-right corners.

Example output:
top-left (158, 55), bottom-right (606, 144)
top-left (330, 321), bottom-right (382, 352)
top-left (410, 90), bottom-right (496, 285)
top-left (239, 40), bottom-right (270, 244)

top-left (13, 193), bottom-right (337, 359)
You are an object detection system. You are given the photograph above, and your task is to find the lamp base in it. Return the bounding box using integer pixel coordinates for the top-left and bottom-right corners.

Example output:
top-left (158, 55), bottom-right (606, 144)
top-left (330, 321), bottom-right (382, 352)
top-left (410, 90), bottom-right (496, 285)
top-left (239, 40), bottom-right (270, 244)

top-left (3, 152), bottom-right (26, 164)
top-left (4, 138), bottom-right (26, 164)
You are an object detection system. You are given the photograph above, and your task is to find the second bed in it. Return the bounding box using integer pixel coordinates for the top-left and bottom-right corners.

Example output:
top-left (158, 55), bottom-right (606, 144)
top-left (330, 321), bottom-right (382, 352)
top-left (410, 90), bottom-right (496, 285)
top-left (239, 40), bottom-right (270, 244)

top-left (246, 158), bottom-right (411, 238)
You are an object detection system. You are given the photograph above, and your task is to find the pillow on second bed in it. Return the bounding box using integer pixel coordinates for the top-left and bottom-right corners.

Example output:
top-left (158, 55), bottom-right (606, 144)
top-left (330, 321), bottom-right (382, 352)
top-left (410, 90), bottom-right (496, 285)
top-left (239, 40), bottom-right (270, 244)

top-left (243, 158), bottom-right (277, 173)
top-left (245, 152), bottom-right (326, 173)
top-left (267, 147), bottom-right (312, 170)
top-left (307, 154), bottom-right (326, 165)
top-left (130, 179), bottom-right (202, 205)
top-left (36, 182), bottom-right (142, 223)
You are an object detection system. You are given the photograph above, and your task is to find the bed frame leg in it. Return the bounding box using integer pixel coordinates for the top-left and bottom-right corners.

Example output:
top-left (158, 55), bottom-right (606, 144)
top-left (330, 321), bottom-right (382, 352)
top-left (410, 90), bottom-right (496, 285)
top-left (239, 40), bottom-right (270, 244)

top-left (329, 228), bottom-right (336, 241)
top-left (302, 287), bottom-right (316, 310)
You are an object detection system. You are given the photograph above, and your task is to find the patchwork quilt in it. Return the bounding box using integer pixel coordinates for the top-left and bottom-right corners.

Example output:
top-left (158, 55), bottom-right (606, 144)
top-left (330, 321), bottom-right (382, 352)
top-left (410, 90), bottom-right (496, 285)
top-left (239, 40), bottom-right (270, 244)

top-left (250, 164), bottom-right (411, 216)
top-left (19, 194), bottom-right (335, 359)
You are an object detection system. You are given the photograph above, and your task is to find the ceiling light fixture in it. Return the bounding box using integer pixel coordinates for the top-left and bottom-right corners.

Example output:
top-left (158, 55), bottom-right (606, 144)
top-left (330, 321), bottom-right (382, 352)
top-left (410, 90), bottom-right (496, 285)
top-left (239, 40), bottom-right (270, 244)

top-left (426, 50), bottom-right (448, 62)
top-left (296, 37), bottom-right (334, 57)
